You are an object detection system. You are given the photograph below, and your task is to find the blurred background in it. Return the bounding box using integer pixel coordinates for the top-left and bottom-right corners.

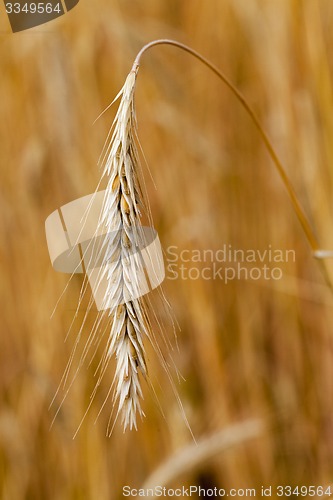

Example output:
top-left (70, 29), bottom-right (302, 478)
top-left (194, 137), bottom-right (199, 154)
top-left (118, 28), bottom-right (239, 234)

top-left (2, 0), bottom-right (333, 498)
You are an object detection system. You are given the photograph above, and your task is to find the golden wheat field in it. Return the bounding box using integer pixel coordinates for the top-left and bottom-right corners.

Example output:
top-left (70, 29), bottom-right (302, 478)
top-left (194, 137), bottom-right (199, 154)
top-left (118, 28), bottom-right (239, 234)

top-left (2, 0), bottom-right (333, 498)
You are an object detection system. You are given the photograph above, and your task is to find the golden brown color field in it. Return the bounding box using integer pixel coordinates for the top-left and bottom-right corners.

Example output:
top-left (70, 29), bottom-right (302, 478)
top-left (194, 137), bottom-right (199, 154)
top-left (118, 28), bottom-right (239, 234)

top-left (1, 0), bottom-right (333, 498)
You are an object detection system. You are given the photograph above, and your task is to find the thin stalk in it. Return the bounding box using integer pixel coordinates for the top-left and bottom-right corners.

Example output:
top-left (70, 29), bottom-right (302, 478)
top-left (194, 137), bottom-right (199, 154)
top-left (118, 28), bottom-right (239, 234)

top-left (131, 39), bottom-right (333, 292)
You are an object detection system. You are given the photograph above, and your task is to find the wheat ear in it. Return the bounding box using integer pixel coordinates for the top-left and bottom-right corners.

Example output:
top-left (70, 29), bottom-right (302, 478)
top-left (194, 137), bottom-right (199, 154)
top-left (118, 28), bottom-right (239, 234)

top-left (98, 70), bottom-right (151, 431)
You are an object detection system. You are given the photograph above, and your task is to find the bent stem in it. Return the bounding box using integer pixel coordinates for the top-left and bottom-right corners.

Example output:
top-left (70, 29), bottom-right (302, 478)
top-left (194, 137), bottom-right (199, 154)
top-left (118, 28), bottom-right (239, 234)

top-left (142, 418), bottom-right (264, 489)
top-left (132, 39), bottom-right (333, 293)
